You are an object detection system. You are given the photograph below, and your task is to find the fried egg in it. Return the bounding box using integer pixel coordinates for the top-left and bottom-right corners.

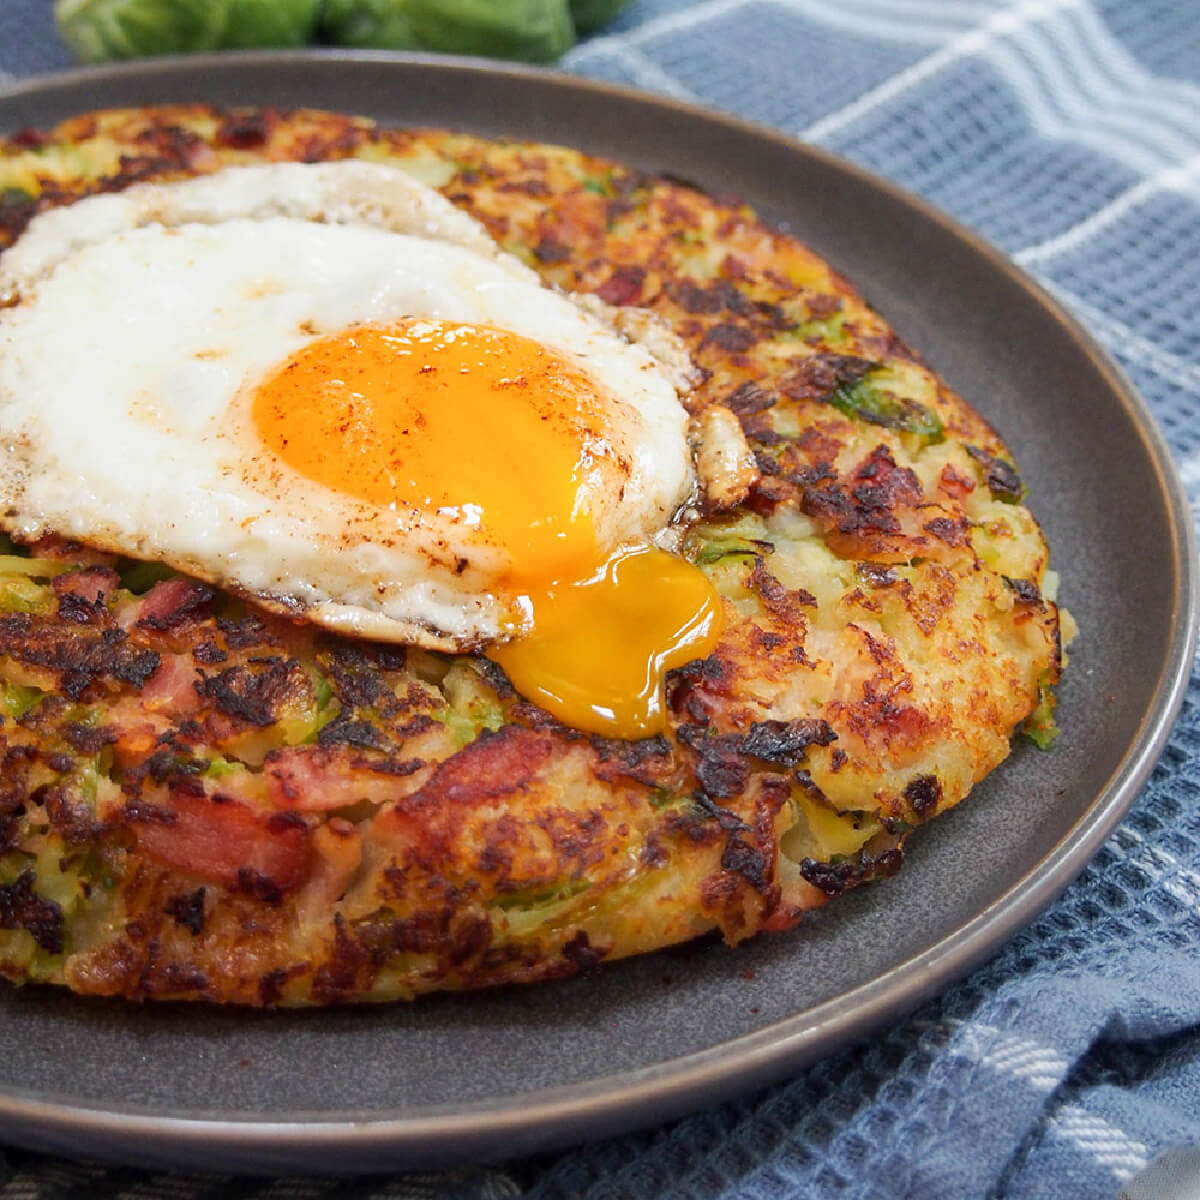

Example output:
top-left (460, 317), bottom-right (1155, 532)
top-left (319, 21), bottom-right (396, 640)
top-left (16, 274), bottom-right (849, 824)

top-left (0, 162), bottom-right (723, 737)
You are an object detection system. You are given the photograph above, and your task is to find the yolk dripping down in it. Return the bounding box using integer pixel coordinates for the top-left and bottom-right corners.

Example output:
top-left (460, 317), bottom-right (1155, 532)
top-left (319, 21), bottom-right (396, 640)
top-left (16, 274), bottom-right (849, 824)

top-left (253, 318), bottom-right (723, 738)
top-left (489, 545), bottom-right (723, 738)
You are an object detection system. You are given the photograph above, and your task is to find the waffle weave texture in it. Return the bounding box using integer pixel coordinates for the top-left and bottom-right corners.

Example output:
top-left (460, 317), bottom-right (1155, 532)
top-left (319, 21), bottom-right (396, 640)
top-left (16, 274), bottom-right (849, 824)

top-left (1, 2), bottom-right (1198, 1197)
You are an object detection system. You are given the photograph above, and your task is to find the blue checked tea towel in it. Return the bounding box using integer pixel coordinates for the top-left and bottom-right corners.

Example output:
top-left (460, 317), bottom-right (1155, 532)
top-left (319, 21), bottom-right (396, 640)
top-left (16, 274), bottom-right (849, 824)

top-left (0, 2), bottom-right (1198, 1197)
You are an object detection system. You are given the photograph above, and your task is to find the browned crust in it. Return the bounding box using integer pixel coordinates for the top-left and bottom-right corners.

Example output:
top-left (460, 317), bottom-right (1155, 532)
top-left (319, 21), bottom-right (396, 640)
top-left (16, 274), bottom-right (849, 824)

top-left (0, 107), bottom-right (1064, 1004)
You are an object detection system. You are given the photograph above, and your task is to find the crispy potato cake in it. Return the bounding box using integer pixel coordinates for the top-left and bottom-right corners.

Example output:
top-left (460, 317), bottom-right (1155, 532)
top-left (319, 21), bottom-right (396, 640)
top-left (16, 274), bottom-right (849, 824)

top-left (0, 107), bottom-right (1066, 1004)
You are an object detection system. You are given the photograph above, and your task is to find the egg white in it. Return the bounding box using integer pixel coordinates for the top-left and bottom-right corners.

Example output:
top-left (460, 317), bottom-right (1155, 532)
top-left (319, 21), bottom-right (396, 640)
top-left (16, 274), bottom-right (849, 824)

top-left (0, 163), bottom-right (696, 648)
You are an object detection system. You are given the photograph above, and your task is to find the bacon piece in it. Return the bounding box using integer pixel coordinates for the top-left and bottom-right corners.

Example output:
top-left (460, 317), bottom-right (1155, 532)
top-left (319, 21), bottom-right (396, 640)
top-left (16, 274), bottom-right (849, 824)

top-left (129, 787), bottom-right (313, 897)
top-left (134, 578), bottom-right (215, 631)
top-left (375, 726), bottom-right (554, 857)
top-left (939, 463), bottom-right (975, 500)
top-left (140, 652), bottom-right (201, 716)
top-left (52, 566), bottom-right (118, 605)
top-left (53, 567), bottom-right (117, 625)
top-left (594, 265), bottom-right (645, 306)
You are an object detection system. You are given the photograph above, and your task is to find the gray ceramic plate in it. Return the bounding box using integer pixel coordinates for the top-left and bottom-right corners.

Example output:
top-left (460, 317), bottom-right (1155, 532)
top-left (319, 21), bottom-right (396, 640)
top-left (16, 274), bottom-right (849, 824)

top-left (0, 52), bottom-right (1195, 1175)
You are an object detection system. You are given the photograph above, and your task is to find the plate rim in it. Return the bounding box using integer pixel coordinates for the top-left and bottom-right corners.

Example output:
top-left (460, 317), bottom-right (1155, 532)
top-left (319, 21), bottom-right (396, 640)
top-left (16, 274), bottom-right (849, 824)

top-left (0, 47), bottom-right (1196, 1170)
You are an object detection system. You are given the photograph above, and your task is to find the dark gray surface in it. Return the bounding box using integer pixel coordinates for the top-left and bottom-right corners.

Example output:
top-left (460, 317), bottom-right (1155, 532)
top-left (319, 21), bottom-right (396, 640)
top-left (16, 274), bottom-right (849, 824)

top-left (0, 52), bottom-right (1194, 1173)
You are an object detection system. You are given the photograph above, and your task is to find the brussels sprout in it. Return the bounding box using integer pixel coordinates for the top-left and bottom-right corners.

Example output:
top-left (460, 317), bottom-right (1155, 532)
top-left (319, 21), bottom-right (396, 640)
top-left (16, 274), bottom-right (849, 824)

top-left (408, 0), bottom-right (575, 61)
top-left (319, 0), bottom-right (420, 48)
top-left (54, 0), bottom-right (226, 62)
top-left (322, 0), bottom-right (576, 61)
top-left (55, 0), bottom-right (321, 61)
top-left (569, 0), bottom-right (632, 33)
top-left (222, 0), bottom-right (322, 48)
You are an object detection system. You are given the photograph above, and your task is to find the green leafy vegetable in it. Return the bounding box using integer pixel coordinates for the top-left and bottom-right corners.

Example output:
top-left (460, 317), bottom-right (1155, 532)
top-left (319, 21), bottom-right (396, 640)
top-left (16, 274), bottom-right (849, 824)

top-left (569, 0), bottom-right (632, 33)
top-left (318, 0), bottom-right (418, 47)
top-left (0, 578), bottom-right (47, 614)
top-left (0, 188), bottom-right (35, 215)
top-left (58, 0), bottom-right (629, 63)
top-left (828, 375), bottom-right (944, 442)
top-left (691, 537), bottom-right (774, 567)
top-left (117, 559), bottom-right (177, 594)
top-left (491, 879), bottom-right (589, 911)
top-left (204, 756), bottom-right (247, 780)
top-left (321, 0), bottom-right (576, 60)
top-left (0, 683), bottom-right (41, 721)
top-left (55, 0), bottom-right (319, 61)
top-left (54, 0), bottom-right (228, 61)
top-left (965, 443), bottom-right (1025, 503)
top-left (405, 0), bottom-right (575, 61)
top-left (0, 555), bottom-right (72, 579)
top-left (221, 0), bottom-right (321, 48)
top-left (1022, 674), bottom-right (1060, 750)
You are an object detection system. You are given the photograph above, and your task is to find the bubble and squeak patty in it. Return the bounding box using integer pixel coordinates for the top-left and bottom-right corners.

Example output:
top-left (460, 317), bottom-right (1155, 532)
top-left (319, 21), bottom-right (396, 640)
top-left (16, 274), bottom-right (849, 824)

top-left (0, 107), bottom-right (1067, 1004)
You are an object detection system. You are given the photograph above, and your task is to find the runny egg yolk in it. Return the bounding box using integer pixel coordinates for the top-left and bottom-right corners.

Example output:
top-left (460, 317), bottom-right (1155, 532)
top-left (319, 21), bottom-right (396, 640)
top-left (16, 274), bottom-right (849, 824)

top-left (253, 317), bottom-right (723, 738)
top-left (252, 319), bottom-right (605, 590)
top-left (490, 545), bottom-right (723, 738)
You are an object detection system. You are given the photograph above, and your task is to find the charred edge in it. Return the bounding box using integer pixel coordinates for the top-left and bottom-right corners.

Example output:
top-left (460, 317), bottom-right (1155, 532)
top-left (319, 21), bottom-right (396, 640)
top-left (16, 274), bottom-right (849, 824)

top-left (923, 516), bottom-right (968, 546)
top-left (747, 559), bottom-right (817, 615)
top-left (965, 444), bottom-right (1023, 500)
top-left (44, 783), bottom-right (103, 843)
top-left (0, 870), bottom-right (63, 954)
top-left (259, 965), bottom-right (304, 1007)
top-left (236, 867), bottom-right (283, 906)
top-left (799, 847), bottom-right (905, 897)
top-left (164, 888), bottom-right (206, 936)
top-left (738, 719), bottom-right (837, 765)
top-left (688, 792), bottom-right (750, 833)
top-left (312, 913), bottom-right (369, 1004)
top-left (724, 381), bottom-right (775, 416)
top-left (55, 593), bottom-right (107, 627)
top-left (215, 614), bottom-right (267, 649)
top-left (721, 835), bottom-right (770, 892)
top-left (0, 617), bottom-right (160, 700)
top-left (1003, 576), bottom-right (1043, 606)
top-left (672, 279), bottom-right (755, 318)
top-left (472, 656), bottom-right (516, 700)
top-left (588, 733), bottom-right (672, 770)
top-left (118, 750), bottom-right (204, 798)
top-left (61, 722), bottom-right (119, 754)
top-left (192, 640), bottom-right (228, 665)
top-left (781, 353), bottom-right (876, 402)
top-left (361, 754), bottom-right (426, 778)
top-left (679, 720), bottom-right (835, 794)
top-left (317, 712), bottom-right (384, 750)
top-left (801, 445), bottom-right (921, 535)
top-left (323, 644), bottom-right (395, 711)
top-left (665, 655), bottom-right (728, 723)
top-left (693, 745), bottom-right (749, 800)
top-left (904, 774), bottom-right (942, 818)
top-left (562, 929), bottom-right (604, 973)
top-left (700, 323), bottom-right (758, 354)
top-left (195, 659), bottom-right (299, 727)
